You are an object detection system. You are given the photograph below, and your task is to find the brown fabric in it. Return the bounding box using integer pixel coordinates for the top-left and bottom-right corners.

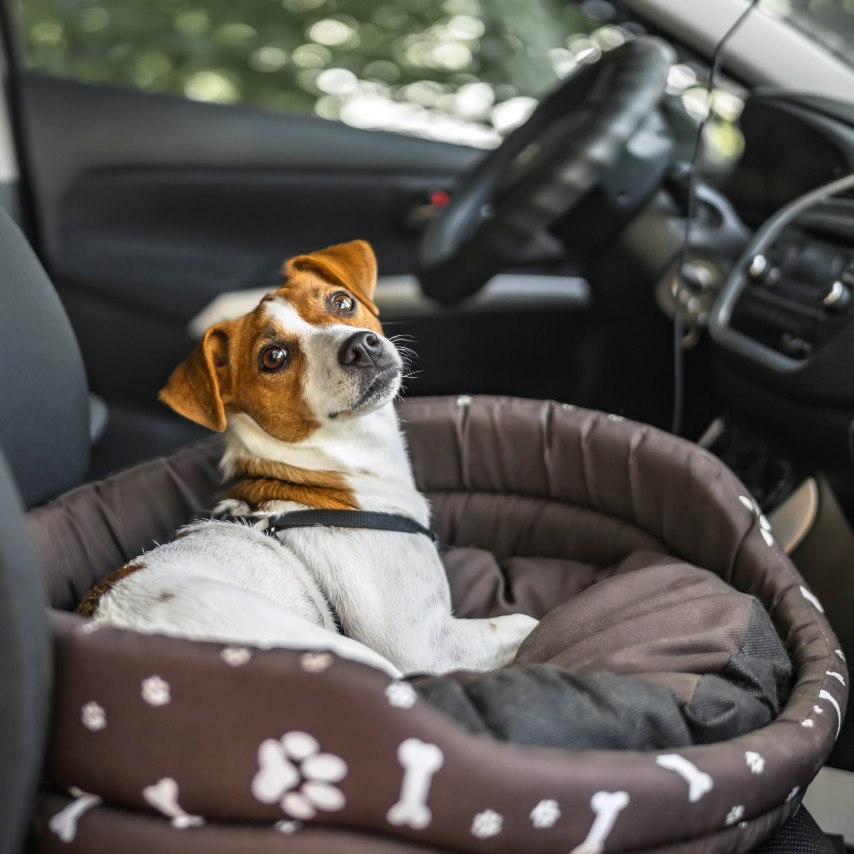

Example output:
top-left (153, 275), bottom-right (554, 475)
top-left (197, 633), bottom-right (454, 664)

top-left (35, 792), bottom-right (446, 853)
top-left (32, 789), bottom-right (803, 854)
top-left (28, 396), bottom-right (847, 854)
top-left (515, 558), bottom-right (753, 676)
top-left (28, 436), bottom-right (222, 612)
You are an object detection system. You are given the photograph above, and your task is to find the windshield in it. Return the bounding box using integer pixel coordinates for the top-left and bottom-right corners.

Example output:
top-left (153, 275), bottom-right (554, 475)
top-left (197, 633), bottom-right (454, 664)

top-left (764, 0), bottom-right (854, 69)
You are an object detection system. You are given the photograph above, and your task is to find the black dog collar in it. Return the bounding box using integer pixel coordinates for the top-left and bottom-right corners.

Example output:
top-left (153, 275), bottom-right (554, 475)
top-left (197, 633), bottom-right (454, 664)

top-left (214, 508), bottom-right (438, 545)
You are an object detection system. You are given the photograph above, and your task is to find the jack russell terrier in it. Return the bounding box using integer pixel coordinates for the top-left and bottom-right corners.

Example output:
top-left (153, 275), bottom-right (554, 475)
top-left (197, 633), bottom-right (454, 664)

top-left (78, 240), bottom-right (537, 677)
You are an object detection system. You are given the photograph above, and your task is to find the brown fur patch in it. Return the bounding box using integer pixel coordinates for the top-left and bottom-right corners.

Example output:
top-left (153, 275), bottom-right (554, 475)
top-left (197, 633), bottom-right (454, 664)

top-left (221, 311), bottom-right (320, 445)
top-left (275, 279), bottom-right (383, 334)
top-left (226, 457), bottom-right (356, 510)
top-left (286, 240), bottom-right (379, 316)
top-left (76, 562), bottom-right (145, 618)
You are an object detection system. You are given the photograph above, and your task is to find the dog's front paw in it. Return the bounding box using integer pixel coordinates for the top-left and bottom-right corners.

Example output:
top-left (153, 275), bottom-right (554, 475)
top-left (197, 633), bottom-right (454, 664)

top-left (489, 613), bottom-right (538, 665)
top-left (492, 612), bottom-right (538, 634)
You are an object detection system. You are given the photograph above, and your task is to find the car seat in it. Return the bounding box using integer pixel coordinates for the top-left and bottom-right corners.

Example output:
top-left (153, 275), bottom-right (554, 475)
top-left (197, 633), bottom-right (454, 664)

top-left (0, 206), bottom-right (844, 853)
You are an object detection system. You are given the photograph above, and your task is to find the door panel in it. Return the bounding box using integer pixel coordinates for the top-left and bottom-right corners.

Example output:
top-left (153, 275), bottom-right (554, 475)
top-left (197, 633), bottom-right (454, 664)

top-left (17, 74), bottom-right (482, 407)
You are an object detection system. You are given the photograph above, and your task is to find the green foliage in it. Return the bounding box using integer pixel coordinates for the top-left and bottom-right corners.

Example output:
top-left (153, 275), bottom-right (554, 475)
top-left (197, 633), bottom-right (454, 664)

top-left (19, 0), bottom-right (600, 135)
top-left (19, 1), bottom-right (850, 148)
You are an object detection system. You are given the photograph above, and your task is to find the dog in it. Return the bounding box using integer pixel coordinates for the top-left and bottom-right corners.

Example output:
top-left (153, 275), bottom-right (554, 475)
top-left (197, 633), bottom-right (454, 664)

top-left (77, 240), bottom-right (537, 677)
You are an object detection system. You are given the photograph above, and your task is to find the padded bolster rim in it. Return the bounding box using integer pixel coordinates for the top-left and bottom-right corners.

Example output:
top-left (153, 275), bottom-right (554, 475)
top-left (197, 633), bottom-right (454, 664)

top-left (40, 397), bottom-right (845, 853)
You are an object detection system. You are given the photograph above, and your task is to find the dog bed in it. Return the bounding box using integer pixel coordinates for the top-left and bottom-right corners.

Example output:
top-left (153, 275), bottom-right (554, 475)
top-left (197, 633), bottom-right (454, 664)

top-left (28, 396), bottom-right (845, 853)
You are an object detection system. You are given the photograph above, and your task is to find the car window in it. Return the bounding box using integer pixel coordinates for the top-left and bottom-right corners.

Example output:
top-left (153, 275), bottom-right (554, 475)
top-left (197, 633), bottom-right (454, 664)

top-left (761, 0), bottom-right (854, 71)
top-left (18, 0), bottom-right (648, 148)
top-left (18, 0), bottom-right (745, 168)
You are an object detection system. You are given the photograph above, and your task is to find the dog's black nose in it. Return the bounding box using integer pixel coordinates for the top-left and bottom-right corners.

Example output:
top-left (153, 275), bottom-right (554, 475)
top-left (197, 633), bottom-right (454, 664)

top-left (338, 331), bottom-right (383, 368)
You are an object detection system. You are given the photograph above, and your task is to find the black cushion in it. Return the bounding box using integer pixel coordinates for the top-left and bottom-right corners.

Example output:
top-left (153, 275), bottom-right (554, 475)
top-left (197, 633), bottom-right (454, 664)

top-left (0, 448), bottom-right (51, 854)
top-left (0, 206), bottom-right (90, 507)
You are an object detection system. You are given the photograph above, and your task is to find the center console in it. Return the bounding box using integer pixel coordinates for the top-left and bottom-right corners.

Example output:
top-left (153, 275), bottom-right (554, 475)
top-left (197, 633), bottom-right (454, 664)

top-left (710, 176), bottom-right (854, 405)
top-left (729, 228), bottom-right (854, 361)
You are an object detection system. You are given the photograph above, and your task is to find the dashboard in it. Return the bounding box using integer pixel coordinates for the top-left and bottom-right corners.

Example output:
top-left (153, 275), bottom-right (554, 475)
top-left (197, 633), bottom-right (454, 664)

top-left (724, 97), bottom-right (854, 227)
top-left (710, 94), bottom-right (854, 410)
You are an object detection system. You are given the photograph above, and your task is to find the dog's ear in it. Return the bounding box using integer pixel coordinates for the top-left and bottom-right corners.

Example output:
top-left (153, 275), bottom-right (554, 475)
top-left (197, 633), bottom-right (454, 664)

top-left (286, 240), bottom-right (378, 314)
top-left (159, 323), bottom-right (231, 432)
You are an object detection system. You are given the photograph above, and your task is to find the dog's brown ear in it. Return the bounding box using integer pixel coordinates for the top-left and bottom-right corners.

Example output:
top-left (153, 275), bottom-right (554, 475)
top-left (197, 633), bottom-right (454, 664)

top-left (159, 323), bottom-right (231, 432)
top-left (286, 240), bottom-right (378, 314)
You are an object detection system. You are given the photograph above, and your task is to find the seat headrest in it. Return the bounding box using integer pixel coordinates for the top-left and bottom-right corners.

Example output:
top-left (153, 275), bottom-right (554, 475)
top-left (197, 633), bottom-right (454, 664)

top-left (0, 206), bottom-right (90, 506)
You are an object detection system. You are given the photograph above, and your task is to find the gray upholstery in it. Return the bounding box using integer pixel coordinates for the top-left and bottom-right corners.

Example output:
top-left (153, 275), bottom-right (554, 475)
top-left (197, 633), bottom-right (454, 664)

top-left (0, 448), bottom-right (51, 854)
top-left (0, 206), bottom-right (90, 506)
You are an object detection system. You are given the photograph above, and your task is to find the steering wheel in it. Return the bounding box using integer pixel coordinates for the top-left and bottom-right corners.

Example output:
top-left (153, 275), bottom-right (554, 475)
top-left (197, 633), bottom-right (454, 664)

top-left (415, 37), bottom-right (675, 305)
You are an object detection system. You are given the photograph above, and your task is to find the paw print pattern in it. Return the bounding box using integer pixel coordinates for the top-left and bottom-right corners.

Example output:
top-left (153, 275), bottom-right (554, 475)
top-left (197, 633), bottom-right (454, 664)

top-left (141, 676), bottom-right (171, 706)
top-left (81, 702), bottom-right (106, 731)
top-left (252, 731), bottom-right (347, 820)
top-left (745, 752), bottom-right (765, 774)
top-left (471, 809), bottom-right (503, 839)
top-left (385, 682), bottom-right (418, 709)
top-left (530, 799), bottom-right (561, 828)
top-left (725, 805), bottom-right (745, 826)
top-left (220, 646), bottom-right (252, 667)
top-left (300, 652), bottom-right (333, 673)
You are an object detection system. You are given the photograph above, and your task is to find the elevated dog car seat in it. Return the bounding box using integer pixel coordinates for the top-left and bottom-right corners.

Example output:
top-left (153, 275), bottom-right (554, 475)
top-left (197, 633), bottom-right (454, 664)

top-left (27, 396), bottom-right (845, 853)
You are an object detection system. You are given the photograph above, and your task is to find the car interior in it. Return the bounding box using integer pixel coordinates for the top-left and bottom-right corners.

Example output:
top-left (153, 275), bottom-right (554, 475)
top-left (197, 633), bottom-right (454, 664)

top-left (1, 0), bottom-right (853, 851)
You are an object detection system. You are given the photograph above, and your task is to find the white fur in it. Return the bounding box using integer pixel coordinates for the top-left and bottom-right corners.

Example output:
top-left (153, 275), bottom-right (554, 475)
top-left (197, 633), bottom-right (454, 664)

top-left (92, 298), bottom-right (537, 676)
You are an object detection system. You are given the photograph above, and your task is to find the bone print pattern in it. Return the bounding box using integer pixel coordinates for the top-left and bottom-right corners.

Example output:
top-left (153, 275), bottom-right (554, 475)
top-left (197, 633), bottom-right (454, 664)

top-left (570, 791), bottom-right (630, 854)
top-left (387, 739), bottom-right (444, 829)
top-left (48, 789), bottom-right (102, 842)
top-left (655, 755), bottom-right (713, 803)
top-left (142, 777), bottom-right (204, 828)
top-left (800, 585), bottom-right (825, 613)
top-left (738, 494), bottom-right (775, 547)
top-left (819, 689), bottom-right (843, 738)
top-left (252, 731), bottom-right (347, 820)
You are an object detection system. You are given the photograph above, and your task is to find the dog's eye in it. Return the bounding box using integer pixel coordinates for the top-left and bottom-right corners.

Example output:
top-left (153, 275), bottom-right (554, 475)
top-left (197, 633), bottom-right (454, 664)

top-left (329, 291), bottom-right (356, 315)
top-left (259, 345), bottom-right (288, 372)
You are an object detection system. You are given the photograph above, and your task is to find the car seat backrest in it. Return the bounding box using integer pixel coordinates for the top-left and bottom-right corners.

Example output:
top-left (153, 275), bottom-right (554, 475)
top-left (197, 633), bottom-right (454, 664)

top-left (0, 206), bottom-right (90, 506)
top-left (0, 447), bottom-right (50, 854)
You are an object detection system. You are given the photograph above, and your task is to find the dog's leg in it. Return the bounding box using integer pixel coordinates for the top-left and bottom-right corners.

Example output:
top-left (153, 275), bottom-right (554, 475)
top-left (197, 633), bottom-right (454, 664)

top-left (305, 535), bottom-right (537, 676)
top-left (430, 612), bottom-right (539, 674)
